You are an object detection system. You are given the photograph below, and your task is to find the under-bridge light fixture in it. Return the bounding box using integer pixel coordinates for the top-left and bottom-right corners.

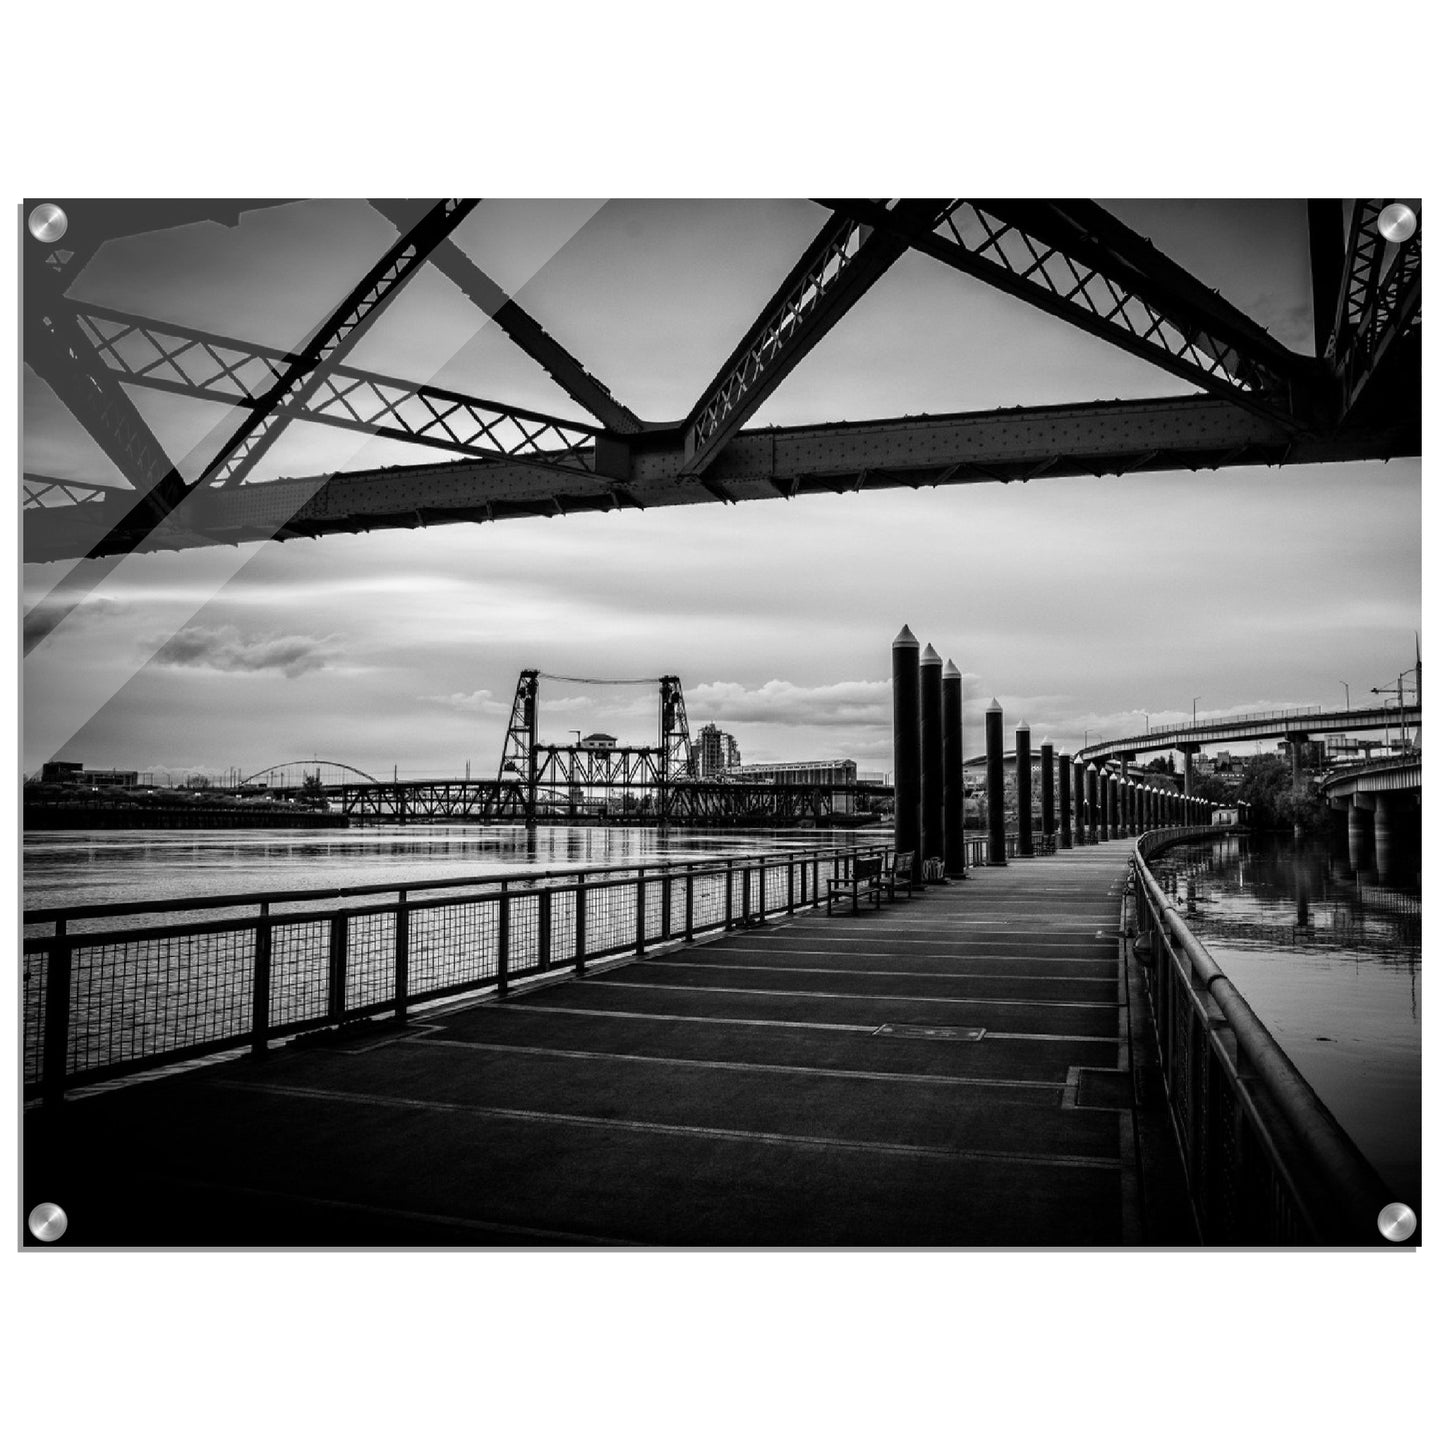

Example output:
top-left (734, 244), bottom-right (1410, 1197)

top-left (1377, 203), bottom-right (1418, 243)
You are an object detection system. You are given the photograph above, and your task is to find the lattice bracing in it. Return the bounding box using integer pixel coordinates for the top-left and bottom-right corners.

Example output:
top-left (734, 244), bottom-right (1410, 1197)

top-left (1328, 199), bottom-right (1422, 416)
top-left (199, 199), bottom-right (479, 491)
top-left (63, 306), bottom-right (601, 478)
top-left (687, 216), bottom-right (864, 460)
top-left (924, 201), bottom-right (1305, 412)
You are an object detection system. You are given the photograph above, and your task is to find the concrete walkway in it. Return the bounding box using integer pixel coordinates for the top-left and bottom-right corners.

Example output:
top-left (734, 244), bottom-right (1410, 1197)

top-left (24, 838), bottom-right (1195, 1247)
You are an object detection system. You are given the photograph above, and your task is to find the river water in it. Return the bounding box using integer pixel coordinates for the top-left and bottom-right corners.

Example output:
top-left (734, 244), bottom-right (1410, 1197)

top-left (21, 823), bottom-right (884, 915)
top-left (1148, 833), bottom-right (1421, 1208)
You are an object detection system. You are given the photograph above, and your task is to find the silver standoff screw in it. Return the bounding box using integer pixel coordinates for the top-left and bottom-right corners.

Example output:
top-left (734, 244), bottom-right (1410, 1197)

top-left (1376, 1202), bottom-right (1417, 1242)
top-left (28, 203), bottom-right (69, 243)
top-left (27, 1202), bottom-right (69, 1242)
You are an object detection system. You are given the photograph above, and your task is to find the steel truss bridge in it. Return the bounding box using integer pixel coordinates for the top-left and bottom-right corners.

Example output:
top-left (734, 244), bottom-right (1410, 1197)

top-left (22, 198), bottom-right (1420, 563)
top-left (290, 669), bottom-right (893, 825)
top-left (325, 777), bottom-right (893, 826)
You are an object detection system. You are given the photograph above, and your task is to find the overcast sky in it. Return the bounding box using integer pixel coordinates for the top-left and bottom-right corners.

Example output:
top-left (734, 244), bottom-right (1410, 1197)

top-left (21, 199), bottom-right (1421, 781)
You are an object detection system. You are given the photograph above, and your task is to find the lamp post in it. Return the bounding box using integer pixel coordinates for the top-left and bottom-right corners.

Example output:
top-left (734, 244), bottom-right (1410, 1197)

top-left (1340, 681), bottom-right (1350, 711)
top-left (1192, 696), bottom-right (1201, 727)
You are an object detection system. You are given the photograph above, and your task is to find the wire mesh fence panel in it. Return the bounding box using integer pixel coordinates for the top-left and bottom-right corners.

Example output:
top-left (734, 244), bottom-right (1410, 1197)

top-left (692, 872), bottom-right (726, 932)
top-left (763, 862), bottom-right (788, 912)
top-left (585, 880), bottom-right (636, 959)
top-left (508, 892), bottom-right (541, 978)
top-left (23, 945), bottom-right (48, 1086)
top-left (268, 918), bottom-right (332, 1030)
top-left (345, 909), bottom-right (398, 1015)
top-left (729, 867), bottom-right (744, 921)
top-left (642, 880), bottom-right (664, 944)
top-left (409, 897), bottom-right (500, 1000)
top-left (548, 889), bottom-right (577, 967)
top-left (70, 928), bottom-right (256, 1075)
top-left (667, 876), bottom-right (687, 937)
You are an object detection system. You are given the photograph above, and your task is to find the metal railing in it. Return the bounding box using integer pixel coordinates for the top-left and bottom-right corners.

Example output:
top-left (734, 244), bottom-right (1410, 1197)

top-left (1130, 827), bottom-right (1395, 1245)
top-left (23, 844), bottom-right (892, 1104)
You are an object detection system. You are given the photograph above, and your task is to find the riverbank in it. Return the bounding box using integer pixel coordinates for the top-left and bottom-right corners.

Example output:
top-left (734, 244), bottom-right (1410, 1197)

top-left (24, 804), bottom-right (348, 830)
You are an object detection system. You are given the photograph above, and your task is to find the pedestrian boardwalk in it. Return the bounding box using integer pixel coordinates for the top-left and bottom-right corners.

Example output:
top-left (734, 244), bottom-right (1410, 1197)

top-left (25, 838), bottom-right (1194, 1247)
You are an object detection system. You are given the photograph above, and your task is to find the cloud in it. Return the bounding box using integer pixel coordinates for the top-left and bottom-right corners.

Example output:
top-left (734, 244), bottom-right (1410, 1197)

top-left (148, 624), bottom-right (339, 678)
top-left (23, 594), bottom-right (127, 649)
top-left (422, 688), bottom-right (508, 716)
top-left (691, 679), bottom-right (894, 728)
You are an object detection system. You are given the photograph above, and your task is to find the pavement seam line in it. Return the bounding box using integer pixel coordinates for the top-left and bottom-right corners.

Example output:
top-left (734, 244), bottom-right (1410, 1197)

top-left (407, 1036), bottom-right (1063, 1090)
top-left (207, 1078), bottom-right (1120, 1170)
top-left (582, 979), bottom-right (1118, 1010)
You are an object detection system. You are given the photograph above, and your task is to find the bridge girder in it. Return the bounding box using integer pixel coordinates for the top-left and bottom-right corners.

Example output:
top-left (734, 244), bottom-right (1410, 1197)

top-left (824, 199), bottom-right (1324, 429)
top-left (23, 299), bottom-right (191, 532)
top-left (680, 201), bottom-right (953, 482)
top-left (25, 303), bottom-right (606, 492)
top-left (22, 199), bottom-right (1421, 564)
top-left (1324, 199), bottom-right (1422, 421)
top-left (368, 200), bottom-right (643, 436)
top-left (22, 391), bottom-right (1416, 563)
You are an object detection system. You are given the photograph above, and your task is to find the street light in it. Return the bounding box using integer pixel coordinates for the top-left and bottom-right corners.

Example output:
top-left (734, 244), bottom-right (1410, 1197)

top-left (1083, 729), bottom-right (1097, 752)
top-left (1192, 696), bottom-right (1201, 726)
top-left (1340, 681), bottom-right (1350, 711)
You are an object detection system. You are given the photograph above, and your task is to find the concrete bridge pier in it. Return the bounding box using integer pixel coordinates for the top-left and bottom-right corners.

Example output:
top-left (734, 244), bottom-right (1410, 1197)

top-left (1346, 802), bottom-right (1374, 877)
top-left (1285, 731), bottom-right (1310, 787)
top-left (920, 645), bottom-right (944, 875)
top-left (1085, 763), bottom-right (1099, 844)
top-left (1040, 739), bottom-right (1055, 847)
top-left (1057, 752), bottom-right (1073, 850)
top-left (892, 626), bottom-right (922, 883)
top-left (942, 660), bottom-right (965, 879)
top-left (1373, 793), bottom-right (1396, 881)
top-left (1017, 721), bottom-right (1034, 857)
top-left (1072, 759), bottom-right (1086, 845)
top-left (986, 699), bottom-right (1006, 865)
top-left (1180, 742), bottom-right (1198, 799)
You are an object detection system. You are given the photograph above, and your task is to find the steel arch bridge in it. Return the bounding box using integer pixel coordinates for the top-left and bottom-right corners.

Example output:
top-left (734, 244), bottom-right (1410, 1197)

top-left (238, 759), bottom-right (381, 791)
top-left (21, 197), bottom-right (1420, 563)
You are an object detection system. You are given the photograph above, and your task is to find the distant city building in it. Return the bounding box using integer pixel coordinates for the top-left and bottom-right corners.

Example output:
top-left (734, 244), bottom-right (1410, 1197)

top-left (691, 722), bottom-right (741, 778)
top-left (40, 760), bottom-right (140, 787)
top-left (726, 758), bottom-right (858, 813)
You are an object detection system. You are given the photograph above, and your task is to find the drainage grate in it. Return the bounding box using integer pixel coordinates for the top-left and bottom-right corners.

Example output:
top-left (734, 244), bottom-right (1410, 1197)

top-left (873, 1024), bottom-right (986, 1042)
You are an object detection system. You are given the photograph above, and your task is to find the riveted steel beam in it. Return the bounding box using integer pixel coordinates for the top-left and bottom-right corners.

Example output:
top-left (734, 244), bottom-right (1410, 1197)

top-left (25, 391), bottom-right (1417, 563)
top-left (827, 198), bottom-right (1322, 429)
top-left (23, 297), bottom-right (189, 532)
top-left (369, 200), bottom-right (643, 436)
top-left (53, 304), bottom-right (603, 478)
top-left (680, 201), bottom-right (952, 476)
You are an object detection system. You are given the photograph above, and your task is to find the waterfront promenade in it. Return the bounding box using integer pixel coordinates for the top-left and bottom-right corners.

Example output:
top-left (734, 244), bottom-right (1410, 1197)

top-left (25, 838), bottom-right (1194, 1247)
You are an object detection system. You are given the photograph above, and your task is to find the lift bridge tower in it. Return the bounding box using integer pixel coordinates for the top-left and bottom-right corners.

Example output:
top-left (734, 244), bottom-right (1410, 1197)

top-left (497, 670), bottom-right (695, 824)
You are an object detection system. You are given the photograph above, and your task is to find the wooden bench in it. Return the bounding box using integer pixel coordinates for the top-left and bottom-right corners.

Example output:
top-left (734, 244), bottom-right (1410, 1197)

top-left (885, 851), bottom-right (916, 901)
top-left (826, 855), bottom-right (884, 914)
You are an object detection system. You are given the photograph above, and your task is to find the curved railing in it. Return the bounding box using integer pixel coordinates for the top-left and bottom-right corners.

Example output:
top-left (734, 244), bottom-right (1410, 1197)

top-left (1130, 826), bottom-right (1396, 1245)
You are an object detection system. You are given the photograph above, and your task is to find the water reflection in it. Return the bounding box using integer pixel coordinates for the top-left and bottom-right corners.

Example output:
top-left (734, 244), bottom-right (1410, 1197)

top-left (1150, 832), bottom-right (1421, 1207)
top-left (22, 823), bottom-right (881, 913)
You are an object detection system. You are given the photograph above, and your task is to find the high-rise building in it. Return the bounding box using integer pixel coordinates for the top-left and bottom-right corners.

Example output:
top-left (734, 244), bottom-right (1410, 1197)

top-left (692, 722), bottom-right (741, 778)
